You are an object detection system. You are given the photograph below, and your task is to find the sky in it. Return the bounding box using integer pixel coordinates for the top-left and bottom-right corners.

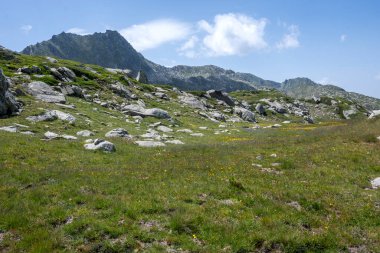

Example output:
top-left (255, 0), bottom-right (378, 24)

top-left (1, 0), bottom-right (380, 98)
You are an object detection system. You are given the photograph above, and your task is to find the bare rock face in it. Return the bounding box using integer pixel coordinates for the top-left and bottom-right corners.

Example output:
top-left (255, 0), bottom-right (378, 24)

top-left (206, 90), bottom-right (235, 106)
top-left (0, 69), bottom-right (21, 116)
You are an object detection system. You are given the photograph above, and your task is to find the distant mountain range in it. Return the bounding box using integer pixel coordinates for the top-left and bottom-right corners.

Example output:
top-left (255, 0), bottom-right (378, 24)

top-left (22, 30), bottom-right (380, 109)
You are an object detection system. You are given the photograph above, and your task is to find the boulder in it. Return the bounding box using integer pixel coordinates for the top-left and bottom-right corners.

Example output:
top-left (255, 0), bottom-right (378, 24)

top-left (105, 128), bottom-right (131, 138)
top-left (255, 103), bottom-right (265, 115)
top-left (206, 90), bottom-right (235, 106)
top-left (77, 130), bottom-right (95, 137)
top-left (135, 141), bottom-right (166, 147)
top-left (26, 81), bottom-right (66, 103)
top-left (19, 66), bottom-right (42, 75)
top-left (234, 107), bottom-right (256, 122)
top-left (46, 56), bottom-right (58, 63)
top-left (369, 110), bottom-right (380, 119)
top-left (371, 177), bottom-right (380, 189)
top-left (60, 85), bottom-right (83, 98)
top-left (84, 139), bottom-right (116, 152)
top-left (26, 110), bottom-right (75, 123)
top-left (110, 82), bottom-right (132, 98)
top-left (178, 94), bottom-right (207, 110)
top-left (157, 125), bottom-right (173, 133)
top-left (0, 69), bottom-right (21, 116)
top-left (166, 140), bottom-right (184, 145)
top-left (122, 104), bottom-right (170, 119)
top-left (209, 111), bottom-right (226, 121)
top-left (57, 67), bottom-right (76, 80)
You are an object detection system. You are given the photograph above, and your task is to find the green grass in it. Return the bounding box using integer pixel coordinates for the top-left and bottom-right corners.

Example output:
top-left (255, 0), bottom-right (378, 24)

top-left (0, 111), bottom-right (379, 252)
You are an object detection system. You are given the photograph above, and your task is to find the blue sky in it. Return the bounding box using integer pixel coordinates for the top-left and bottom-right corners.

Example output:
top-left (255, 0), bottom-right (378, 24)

top-left (1, 0), bottom-right (380, 98)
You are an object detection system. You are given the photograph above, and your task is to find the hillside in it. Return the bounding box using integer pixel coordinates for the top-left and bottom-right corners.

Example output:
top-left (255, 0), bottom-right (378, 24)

top-left (0, 48), bottom-right (380, 252)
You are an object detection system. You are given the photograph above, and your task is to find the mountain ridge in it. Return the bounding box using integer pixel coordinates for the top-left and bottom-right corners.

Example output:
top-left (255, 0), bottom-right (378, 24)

top-left (21, 30), bottom-right (380, 109)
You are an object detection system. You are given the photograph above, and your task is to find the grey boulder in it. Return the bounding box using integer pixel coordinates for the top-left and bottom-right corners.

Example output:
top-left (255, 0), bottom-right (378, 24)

top-left (84, 139), bottom-right (116, 152)
top-left (0, 69), bottom-right (21, 116)
top-left (105, 128), bottom-right (131, 138)
top-left (27, 81), bottom-right (66, 103)
top-left (206, 90), bottom-right (235, 106)
top-left (234, 107), bottom-right (256, 122)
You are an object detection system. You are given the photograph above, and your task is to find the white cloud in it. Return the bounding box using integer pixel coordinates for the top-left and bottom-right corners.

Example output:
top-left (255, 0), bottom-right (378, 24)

top-left (340, 34), bottom-right (347, 42)
top-left (178, 36), bottom-right (199, 58)
top-left (20, 25), bottom-right (32, 34)
top-left (198, 13), bottom-right (268, 56)
top-left (66, 28), bottom-right (90, 35)
top-left (276, 25), bottom-right (300, 49)
top-left (119, 19), bottom-right (191, 52)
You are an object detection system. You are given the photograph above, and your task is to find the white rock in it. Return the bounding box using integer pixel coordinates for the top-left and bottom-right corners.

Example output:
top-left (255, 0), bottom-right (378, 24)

top-left (84, 139), bottom-right (115, 152)
top-left (371, 177), bottom-right (380, 189)
top-left (135, 141), bottom-right (166, 147)
top-left (166, 140), bottom-right (184, 145)
top-left (77, 130), bottom-right (95, 137)
top-left (157, 125), bottom-right (173, 133)
top-left (199, 126), bottom-right (208, 130)
top-left (0, 126), bottom-right (18, 133)
top-left (44, 131), bottom-right (59, 139)
top-left (190, 133), bottom-right (204, 137)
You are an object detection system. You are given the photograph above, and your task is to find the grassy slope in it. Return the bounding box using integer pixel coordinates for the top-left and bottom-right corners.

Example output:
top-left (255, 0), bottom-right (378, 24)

top-left (0, 53), bottom-right (379, 252)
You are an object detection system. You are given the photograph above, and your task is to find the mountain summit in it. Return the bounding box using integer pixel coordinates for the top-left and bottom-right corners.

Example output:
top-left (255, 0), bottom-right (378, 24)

top-left (21, 30), bottom-right (279, 91)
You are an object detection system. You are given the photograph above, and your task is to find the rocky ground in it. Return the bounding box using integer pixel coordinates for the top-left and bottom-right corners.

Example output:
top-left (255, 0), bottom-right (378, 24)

top-left (0, 50), bottom-right (379, 252)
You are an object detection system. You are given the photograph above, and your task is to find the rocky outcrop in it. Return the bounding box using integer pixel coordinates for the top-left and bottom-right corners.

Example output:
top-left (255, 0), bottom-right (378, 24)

top-left (0, 69), bottom-right (21, 116)
top-left (206, 90), bottom-right (235, 106)
top-left (122, 104), bottom-right (170, 119)
top-left (26, 81), bottom-right (66, 103)
top-left (234, 107), bottom-right (256, 122)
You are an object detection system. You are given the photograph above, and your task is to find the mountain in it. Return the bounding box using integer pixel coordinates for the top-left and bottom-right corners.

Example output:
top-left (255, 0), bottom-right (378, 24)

top-left (21, 31), bottom-right (380, 109)
top-left (281, 78), bottom-right (380, 110)
top-left (21, 31), bottom-right (279, 92)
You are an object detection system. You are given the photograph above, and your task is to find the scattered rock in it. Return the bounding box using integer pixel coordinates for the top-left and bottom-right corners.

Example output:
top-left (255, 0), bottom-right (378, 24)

top-left (76, 130), bottom-right (94, 137)
top-left (44, 131), bottom-right (77, 140)
top-left (26, 81), bottom-right (66, 103)
top-left (190, 133), bottom-right (204, 137)
top-left (110, 82), bottom-right (132, 98)
top-left (105, 128), bottom-right (131, 138)
top-left (123, 104), bottom-right (170, 119)
top-left (26, 110), bottom-right (57, 122)
top-left (84, 139), bottom-right (116, 152)
top-left (0, 125), bottom-right (18, 133)
top-left (371, 177), bottom-right (380, 189)
top-left (157, 125), bottom-right (173, 133)
top-left (19, 65), bottom-right (42, 75)
top-left (135, 141), bottom-right (166, 147)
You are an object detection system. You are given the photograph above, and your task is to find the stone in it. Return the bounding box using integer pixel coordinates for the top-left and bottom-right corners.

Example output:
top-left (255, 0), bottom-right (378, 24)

top-left (206, 90), bottom-right (235, 106)
top-left (61, 134), bottom-right (77, 140)
top-left (44, 131), bottom-right (60, 139)
top-left (153, 92), bottom-right (169, 100)
top-left (84, 139), bottom-right (116, 152)
top-left (20, 65), bottom-right (42, 75)
top-left (76, 130), bottom-right (94, 137)
top-left (368, 110), bottom-right (380, 119)
top-left (371, 177), bottom-right (380, 189)
top-left (304, 115), bottom-right (314, 124)
top-left (165, 140), bottom-right (184, 145)
top-left (255, 103), bottom-right (265, 115)
top-left (26, 110), bottom-right (75, 123)
top-left (178, 94), bottom-right (207, 110)
top-left (105, 128), bottom-right (130, 138)
top-left (53, 110), bottom-right (76, 123)
top-left (57, 67), bottom-right (76, 80)
top-left (145, 108), bottom-right (170, 119)
top-left (287, 201), bottom-right (302, 211)
top-left (343, 107), bottom-right (358, 119)
top-left (135, 141), bottom-right (166, 147)
top-left (234, 107), bottom-right (256, 122)
top-left (123, 104), bottom-right (170, 119)
top-left (0, 69), bottom-right (21, 116)
top-left (26, 81), bottom-right (66, 103)
top-left (0, 126), bottom-right (18, 132)
top-left (209, 111), bottom-right (226, 121)
top-left (157, 125), bottom-right (173, 133)
top-left (110, 82), bottom-right (132, 98)
top-left (190, 133), bottom-right (204, 137)
top-left (26, 110), bottom-right (57, 122)
top-left (46, 56), bottom-right (58, 63)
